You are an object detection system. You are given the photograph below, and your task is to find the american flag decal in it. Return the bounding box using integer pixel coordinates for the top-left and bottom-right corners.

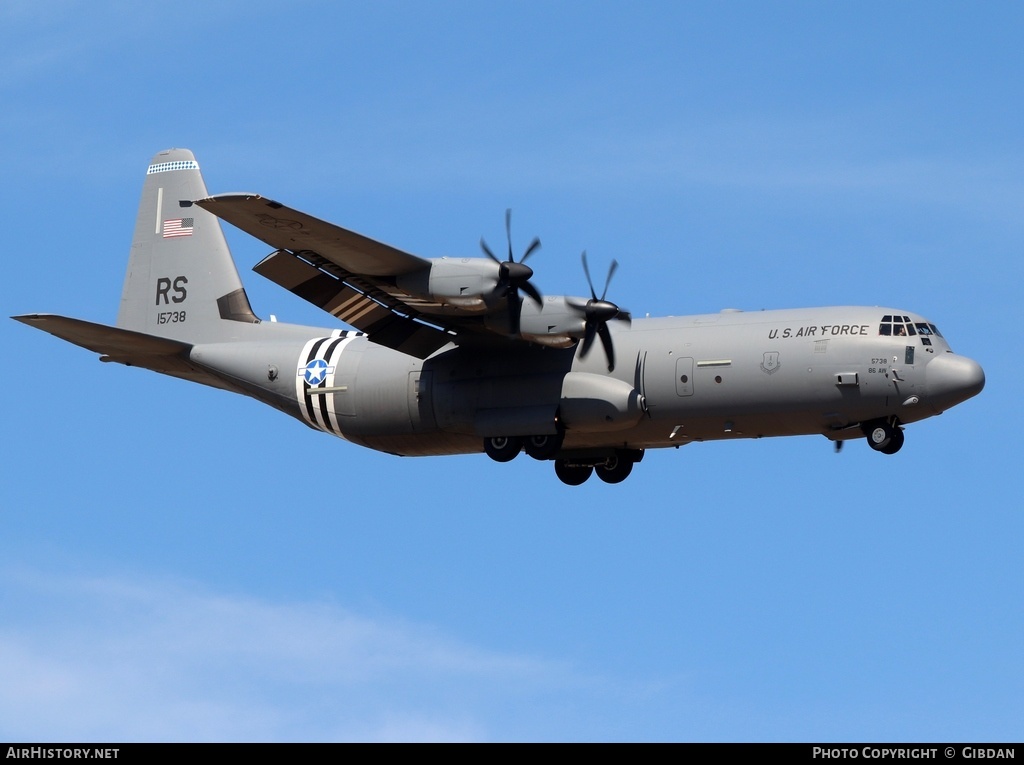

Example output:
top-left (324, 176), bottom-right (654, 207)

top-left (162, 218), bottom-right (194, 238)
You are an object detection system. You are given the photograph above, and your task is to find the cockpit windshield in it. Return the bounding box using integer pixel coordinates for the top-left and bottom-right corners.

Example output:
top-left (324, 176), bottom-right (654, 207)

top-left (878, 315), bottom-right (943, 338)
top-left (879, 315), bottom-right (915, 336)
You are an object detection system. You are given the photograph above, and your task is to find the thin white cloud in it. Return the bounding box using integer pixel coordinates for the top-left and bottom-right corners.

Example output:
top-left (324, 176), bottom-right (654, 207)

top-left (0, 569), bottom-right (570, 742)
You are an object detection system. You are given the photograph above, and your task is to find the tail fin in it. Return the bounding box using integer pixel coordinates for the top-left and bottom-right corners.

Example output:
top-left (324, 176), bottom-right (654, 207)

top-left (117, 148), bottom-right (259, 342)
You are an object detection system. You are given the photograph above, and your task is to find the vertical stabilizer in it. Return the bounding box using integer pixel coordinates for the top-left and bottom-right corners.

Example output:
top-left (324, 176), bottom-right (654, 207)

top-left (117, 149), bottom-right (258, 342)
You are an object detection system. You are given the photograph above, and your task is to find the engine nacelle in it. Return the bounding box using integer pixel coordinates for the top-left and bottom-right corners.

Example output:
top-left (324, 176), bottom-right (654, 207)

top-left (396, 258), bottom-right (502, 310)
top-left (396, 260), bottom-right (597, 349)
top-left (485, 295), bottom-right (587, 347)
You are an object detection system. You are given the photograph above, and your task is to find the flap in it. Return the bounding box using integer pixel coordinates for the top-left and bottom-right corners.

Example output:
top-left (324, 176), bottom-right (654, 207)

top-left (253, 251), bottom-right (454, 359)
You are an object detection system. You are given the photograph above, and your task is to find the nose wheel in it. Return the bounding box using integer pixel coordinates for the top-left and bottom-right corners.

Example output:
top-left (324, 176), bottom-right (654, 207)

top-left (863, 419), bottom-right (905, 454)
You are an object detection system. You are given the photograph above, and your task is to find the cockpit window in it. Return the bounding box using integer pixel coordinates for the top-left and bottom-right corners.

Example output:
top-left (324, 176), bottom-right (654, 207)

top-left (929, 323), bottom-right (943, 338)
top-left (915, 323), bottom-right (933, 336)
top-left (879, 316), bottom-right (916, 336)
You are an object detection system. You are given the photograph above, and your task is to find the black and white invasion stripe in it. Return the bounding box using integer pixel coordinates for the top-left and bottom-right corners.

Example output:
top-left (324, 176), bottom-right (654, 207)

top-left (295, 331), bottom-right (356, 438)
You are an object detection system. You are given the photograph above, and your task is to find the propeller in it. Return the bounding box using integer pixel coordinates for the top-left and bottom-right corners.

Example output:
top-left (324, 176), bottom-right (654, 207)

top-left (568, 251), bottom-right (632, 371)
top-left (480, 209), bottom-right (543, 335)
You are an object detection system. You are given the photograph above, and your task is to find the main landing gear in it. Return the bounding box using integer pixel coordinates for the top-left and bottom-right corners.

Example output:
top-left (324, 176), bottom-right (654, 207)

top-left (482, 427), bottom-right (565, 463)
top-left (862, 418), bottom-right (905, 455)
top-left (482, 436), bottom-right (522, 462)
top-left (482, 434), bottom-right (643, 485)
top-left (553, 450), bottom-right (643, 485)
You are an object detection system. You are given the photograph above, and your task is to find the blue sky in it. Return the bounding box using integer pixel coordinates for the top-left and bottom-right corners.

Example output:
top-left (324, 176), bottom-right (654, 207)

top-left (1, 1), bottom-right (1021, 742)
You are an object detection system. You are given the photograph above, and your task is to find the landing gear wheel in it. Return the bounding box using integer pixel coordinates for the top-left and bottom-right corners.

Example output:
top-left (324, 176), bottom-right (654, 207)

top-left (880, 427), bottom-right (904, 454)
top-left (865, 420), bottom-right (897, 452)
top-left (595, 452), bottom-right (634, 484)
top-left (483, 436), bottom-right (523, 462)
top-left (554, 460), bottom-right (593, 486)
top-left (524, 429), bottom-right (564, 461)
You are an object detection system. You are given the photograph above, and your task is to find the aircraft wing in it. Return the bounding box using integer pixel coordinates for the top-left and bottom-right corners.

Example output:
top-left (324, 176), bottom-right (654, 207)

top-left (251, 249), bottom-right (456, 359)
top-left (196, 194), bottom-right (499, 358)
top-left (195, 193), bottom-right (428, 276)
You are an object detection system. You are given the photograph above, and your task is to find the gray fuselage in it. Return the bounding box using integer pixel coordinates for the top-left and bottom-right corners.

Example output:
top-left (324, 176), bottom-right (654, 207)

top-left (187, 305), bottom-right (984, 459)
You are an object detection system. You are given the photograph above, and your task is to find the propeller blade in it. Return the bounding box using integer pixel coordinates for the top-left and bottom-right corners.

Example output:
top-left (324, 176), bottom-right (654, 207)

top-left (601, 259), bottom-right (619, 301)
top-left (480, 237), bottom-right (500, 264)
top-left (481, 210), bottom-right (545, 333)
top-left (520, 279), bottom-right (543, 306)
top-left (597, 321), bottom-right (616, 371)
top-left (580, 323), bottom-right (597, 358)
top-left (505, 208), bottom-right (513, 262)
top-left (507, 290), bottom-right (521, 336)
top-left (570, 253), bottom-right (629, 370)
top-left (565, 296), bottom-right (588, 311)
top-left (521, 237), bottom-right (541, 263)
top-left (581, 251), bottom-right (597, 300)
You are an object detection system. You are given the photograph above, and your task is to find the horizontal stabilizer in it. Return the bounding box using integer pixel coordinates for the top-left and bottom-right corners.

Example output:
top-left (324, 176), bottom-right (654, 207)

top-left (12, 314), bottom-right (229, 389)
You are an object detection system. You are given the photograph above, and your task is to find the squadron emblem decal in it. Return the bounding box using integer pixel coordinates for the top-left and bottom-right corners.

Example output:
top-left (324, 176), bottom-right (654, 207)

top-left (760, 351), bottom-right (781, 375)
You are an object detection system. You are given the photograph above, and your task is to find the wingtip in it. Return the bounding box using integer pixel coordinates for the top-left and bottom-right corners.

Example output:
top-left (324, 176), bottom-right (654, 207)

top-left (12, 313), bottom-right (46, 324)
top-left (195, 192), bottom-right (264, 206)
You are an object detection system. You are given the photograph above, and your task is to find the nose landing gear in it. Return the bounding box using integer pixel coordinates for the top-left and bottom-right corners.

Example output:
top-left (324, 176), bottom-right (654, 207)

top-left (863, 419), bottom-right (905, 455)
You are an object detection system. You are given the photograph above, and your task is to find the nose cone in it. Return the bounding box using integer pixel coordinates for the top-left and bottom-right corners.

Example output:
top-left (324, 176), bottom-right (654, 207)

top-left (926, 354), bottom-right (985, 412)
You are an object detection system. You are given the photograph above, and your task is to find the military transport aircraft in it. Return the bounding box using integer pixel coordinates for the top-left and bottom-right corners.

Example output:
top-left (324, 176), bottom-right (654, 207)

top-left (14, 149), bottom-right (985, 485)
